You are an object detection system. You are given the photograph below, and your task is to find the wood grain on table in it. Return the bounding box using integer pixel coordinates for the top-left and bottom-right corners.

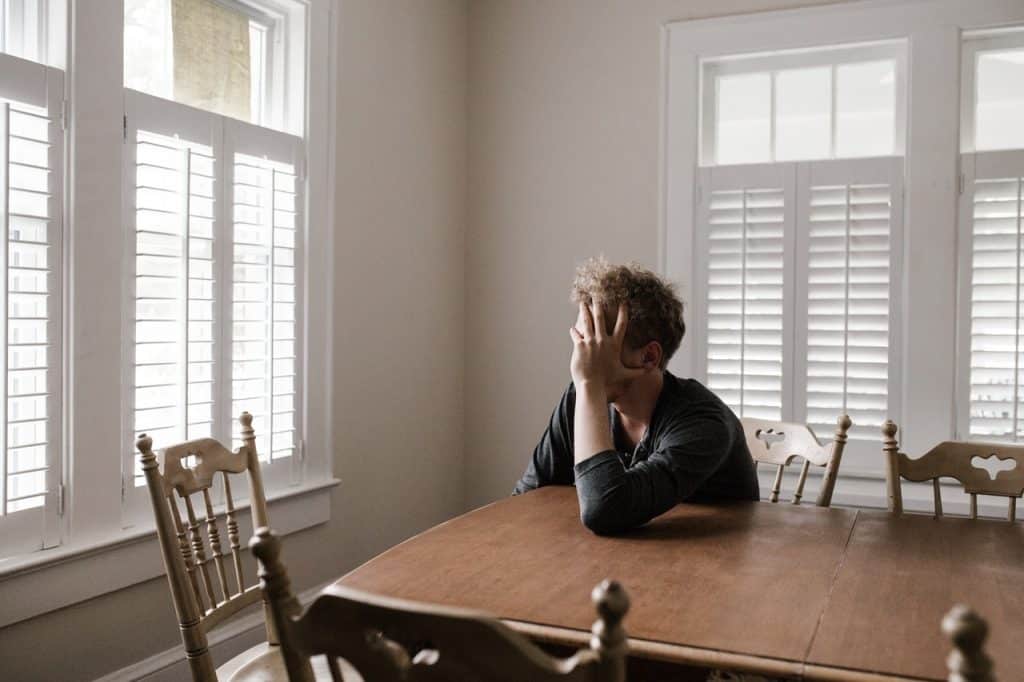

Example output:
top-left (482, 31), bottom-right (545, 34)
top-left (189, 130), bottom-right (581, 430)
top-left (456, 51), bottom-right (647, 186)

top-left (807, 510), bottom-right (1024, 681)
top-left (338, 487), bottom-right (856, 668)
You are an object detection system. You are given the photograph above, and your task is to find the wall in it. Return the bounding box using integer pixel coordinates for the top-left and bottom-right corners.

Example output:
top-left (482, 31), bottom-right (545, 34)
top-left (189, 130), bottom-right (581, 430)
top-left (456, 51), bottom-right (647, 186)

top-left (464, 0), bottom-right (849, 508)
top-left (0, 1), bottom-right (468, 679)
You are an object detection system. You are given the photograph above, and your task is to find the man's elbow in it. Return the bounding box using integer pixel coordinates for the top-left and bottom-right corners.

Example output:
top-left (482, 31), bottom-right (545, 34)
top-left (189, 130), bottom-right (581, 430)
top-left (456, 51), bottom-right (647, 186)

top-left (579, 500), bottom-right (627, 536)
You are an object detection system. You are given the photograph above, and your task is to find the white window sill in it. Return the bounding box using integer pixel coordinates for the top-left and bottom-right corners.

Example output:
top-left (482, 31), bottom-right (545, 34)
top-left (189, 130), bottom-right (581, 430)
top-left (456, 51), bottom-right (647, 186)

top-left (0, 477), bottom-right (340, 628)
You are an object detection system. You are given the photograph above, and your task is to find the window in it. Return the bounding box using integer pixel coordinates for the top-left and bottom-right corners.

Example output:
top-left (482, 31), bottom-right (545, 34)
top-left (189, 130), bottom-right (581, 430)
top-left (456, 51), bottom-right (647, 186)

top-left (694, 43), bottom-right (906, 462)
top-left (958, 30), bottom-right (1024, 442)
top-left (120, 0), bottom-right (308, 525)
top-left (0, 0), bottom-right (331, 593)
top-left (0, 0), bottom-right (53, 65)
top-left (0, 53), bottom-right (63, 555)
top-left (702, 43), bottom-right (905, 165)
top-left (124, 0), bottom-right (302, 132)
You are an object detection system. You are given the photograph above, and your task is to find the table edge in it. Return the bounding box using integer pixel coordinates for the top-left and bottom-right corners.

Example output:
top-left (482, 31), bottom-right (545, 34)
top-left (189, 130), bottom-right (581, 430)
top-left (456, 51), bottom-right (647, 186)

top-left (504, 619), bottom-right (804, 678)
top-left (504, 621), bottom-right (934, 682)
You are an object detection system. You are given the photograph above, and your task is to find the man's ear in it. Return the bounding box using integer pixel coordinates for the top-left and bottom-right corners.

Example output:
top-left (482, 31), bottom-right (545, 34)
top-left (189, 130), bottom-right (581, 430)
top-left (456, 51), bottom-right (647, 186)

top-left (641, 341), bottom-right (663, 369)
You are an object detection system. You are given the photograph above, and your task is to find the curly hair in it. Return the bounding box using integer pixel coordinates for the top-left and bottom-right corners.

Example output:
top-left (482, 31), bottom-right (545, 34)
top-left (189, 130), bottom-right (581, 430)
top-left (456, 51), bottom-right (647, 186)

top-left (570, 257), bottom-right (685, 369)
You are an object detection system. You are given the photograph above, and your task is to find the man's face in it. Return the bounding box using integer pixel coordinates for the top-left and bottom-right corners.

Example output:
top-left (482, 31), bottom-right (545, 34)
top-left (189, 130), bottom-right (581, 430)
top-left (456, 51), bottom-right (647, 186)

top-left (573, 303), bottom-right (645, 400)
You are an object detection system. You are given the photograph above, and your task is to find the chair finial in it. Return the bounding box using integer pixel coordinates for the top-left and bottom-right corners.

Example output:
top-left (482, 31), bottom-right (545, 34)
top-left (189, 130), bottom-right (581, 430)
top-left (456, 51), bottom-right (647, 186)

top-left (837, 414), bottom-right (852, 433)
top-left (943, 604), bottom-right (994, 682)
top-left (590, 579), bottom-right (629, 661)
top-left (250, 527), bottom-right (299, 617)
top-left (250, 526), bottom-right (280, 566)
top-left (882, 419), bottom-right (898, 440)
top-left (137, 433), bottom-right (157, 469)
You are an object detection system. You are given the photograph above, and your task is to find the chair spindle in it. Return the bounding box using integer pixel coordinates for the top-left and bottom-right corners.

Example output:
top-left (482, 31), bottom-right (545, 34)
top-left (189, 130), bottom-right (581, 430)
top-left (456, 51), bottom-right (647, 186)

top-left (970, 494), bottom-right (978, 520)
top-left (792, 460), bottom-right (811, 505)
top-left (169, 495), bottom-right (206, 611)
top-left (770, 464), bottom-right (784, 503)
top-left (183, 494), bottom-right (218, 609)
top-left (223, 472), bottom-right (245, 596)
top-left (326, 657), bottom-right (344, 682)
top-left (943, 604), bottom-right (995, 682)
top-left (1009, 497), bottom-right (1016, 523)
top-left (202, 488), bottom-right (230, 604)
top-left (933, 479), bottom-right (943, 518)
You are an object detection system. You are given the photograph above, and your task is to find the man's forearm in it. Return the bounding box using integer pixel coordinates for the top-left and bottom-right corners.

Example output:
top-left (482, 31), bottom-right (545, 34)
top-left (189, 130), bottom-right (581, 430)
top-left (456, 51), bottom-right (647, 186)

top-left (573, 381), bottom-right (614, 464)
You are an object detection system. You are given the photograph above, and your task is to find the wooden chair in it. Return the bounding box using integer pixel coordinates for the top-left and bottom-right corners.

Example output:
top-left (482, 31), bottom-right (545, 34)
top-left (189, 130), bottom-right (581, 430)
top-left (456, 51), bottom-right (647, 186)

top-left (881, 421), bottom-right (1024, 520)
top-left (742, 414), bottom-right (852, 506)
top-left (250, 527), bottom-right (631, 682)
top-left (944, 604), bottom-right (996, 681)
top-left (138, 412), bottom-right (279, 681)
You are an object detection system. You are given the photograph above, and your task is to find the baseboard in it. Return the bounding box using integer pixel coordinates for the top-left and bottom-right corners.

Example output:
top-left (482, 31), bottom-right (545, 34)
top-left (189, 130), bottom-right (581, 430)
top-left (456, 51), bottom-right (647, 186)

top-left (93, 582), bottom-right (331, 682)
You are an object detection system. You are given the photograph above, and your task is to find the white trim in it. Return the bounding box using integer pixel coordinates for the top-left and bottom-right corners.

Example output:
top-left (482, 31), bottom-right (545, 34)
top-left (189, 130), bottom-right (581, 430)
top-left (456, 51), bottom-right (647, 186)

top-left (0, 477), bottom-right (338, 628)
top-left (93, 580), bottom-right (332, 682)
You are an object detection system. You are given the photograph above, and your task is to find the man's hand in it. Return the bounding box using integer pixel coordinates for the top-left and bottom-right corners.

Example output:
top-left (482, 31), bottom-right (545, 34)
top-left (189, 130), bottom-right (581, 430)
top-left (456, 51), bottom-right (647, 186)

top-left (569, 302), bottom-right (645, 393)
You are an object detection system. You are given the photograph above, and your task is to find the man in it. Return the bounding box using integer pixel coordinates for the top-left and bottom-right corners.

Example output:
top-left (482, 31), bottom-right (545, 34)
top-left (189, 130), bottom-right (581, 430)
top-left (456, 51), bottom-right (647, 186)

top-left (514, 258), bottom-right (759, 534)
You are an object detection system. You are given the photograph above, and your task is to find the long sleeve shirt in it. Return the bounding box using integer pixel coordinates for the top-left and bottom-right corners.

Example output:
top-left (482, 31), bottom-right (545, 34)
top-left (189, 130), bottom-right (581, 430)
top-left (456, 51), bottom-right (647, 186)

top-left (514, 372), bottom-right (760, 534)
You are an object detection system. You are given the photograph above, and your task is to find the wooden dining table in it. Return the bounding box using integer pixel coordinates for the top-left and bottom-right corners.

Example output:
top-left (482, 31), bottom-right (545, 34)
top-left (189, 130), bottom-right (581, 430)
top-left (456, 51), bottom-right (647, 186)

top-left (335, 487), bottom-right (1024, 681)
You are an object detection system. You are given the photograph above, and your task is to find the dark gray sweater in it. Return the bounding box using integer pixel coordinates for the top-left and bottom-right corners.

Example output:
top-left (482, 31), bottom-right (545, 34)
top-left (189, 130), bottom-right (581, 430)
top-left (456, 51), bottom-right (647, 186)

top-left (514, 372), bottom-right (759, 534)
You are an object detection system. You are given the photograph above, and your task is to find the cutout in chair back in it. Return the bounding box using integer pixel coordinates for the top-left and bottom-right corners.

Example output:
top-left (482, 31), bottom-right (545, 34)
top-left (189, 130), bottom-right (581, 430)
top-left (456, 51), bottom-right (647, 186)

top-left (755, 428), bottom-right (786, 450)
top-left (970, 454), bottom-right (1019, 481)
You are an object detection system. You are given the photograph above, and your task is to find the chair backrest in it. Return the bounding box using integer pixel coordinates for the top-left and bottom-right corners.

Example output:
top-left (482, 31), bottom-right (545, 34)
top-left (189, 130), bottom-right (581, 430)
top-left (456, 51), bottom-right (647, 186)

top-left (943, 604), bottom-right (996, 682)
top-left (882, 420), bottom-right (1024, 521)
top-left (742, 414), bottom-right (852, 506)
top-left (250, 528), bottom-right (631, 682)
top-left (137, 412), bottom-right (272, 682)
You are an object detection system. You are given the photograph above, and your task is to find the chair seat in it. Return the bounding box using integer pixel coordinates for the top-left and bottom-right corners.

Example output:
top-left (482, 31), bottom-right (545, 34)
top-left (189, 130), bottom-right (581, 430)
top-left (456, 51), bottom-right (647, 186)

top-left (221, 641), bottom-right (364, 681)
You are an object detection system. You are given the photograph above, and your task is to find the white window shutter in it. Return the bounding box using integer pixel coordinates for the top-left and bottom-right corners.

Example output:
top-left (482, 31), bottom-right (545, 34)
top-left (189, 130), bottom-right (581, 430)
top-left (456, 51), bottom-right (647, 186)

top-left (124, 91), bottom-right (223, 505)
top-left (224, 120), bottom-right (303, 482)
top-left (958, 150), bottom-right (1024, 441)
top-left (696, 164), bottom-right (795, 421)
top-left (796, 157), bottom-right (903, 443)
top-left (0, 56), bottom-right (63, 554)
top-left (122, 95), bottom-right (307, 522)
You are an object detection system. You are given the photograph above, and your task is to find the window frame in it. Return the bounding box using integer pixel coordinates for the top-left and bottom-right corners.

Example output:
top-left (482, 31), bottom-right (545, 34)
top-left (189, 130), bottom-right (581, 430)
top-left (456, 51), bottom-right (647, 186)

top-left (119, 1), bottom-right (310, 529)
top-left (122, 0), bottom-right (304, 135)
top-left (955, 29), bottom-right (1024, 442)
top-left (959, 29), bottom-right (1024, 155)
top-left (700, 41), bottom-right (907, 166)
top-left (0, 0), bottom-right (336, 622)
top-left (665, 0), bottom-right (1024, 510)
top-left (0, 0), bottom-right (64, 67)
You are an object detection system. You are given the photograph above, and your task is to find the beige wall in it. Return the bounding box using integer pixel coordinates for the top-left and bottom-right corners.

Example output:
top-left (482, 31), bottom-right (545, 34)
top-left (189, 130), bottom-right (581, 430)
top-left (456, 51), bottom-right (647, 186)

top-left (464, 0), bottom-right (849, 508)
top-left (0, 1), bottom-right (468, 679)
